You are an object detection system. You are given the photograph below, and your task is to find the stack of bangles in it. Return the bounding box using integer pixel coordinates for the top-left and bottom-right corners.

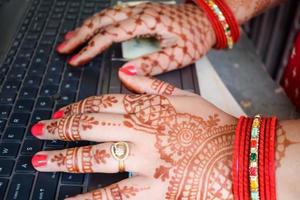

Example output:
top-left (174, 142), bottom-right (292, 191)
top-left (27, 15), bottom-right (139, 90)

top-left (233, 115), bottom-right (277, 200)
top-left (191, 0), bottom-right (240, 49)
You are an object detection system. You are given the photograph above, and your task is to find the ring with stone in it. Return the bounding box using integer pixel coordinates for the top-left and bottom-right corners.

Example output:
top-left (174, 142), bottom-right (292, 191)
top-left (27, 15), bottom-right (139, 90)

top-left (111, 142), bottom-right (130, 172)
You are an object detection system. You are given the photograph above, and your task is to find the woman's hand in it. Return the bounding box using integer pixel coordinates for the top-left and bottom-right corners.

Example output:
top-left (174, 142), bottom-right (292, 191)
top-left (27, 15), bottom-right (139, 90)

top-left (56, 2), bottom-right (215, 76)
top-left (31, 71), bottom-right (236, 199)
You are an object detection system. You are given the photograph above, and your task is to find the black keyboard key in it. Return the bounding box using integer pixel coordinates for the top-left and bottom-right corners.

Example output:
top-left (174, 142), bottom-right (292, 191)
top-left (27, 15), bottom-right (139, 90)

top-left (0, 160), bottom-right (14, 177)
top-left (3, 127), bottom-right (25, 141)
top-left (47, 20), bottom-right (60, 28)
top-left (58, 186), bottom-right (82, 200)
top-left (36, 97), bottom-right (54, 110)
top-left (0, 93), bottom-right (16, 105)
top-left (0, 106), bottom-right (11, 118)
top-left (15, 99), bottom-right (34, 112)
top-left (7, 68), bottom-right (26, 80)
top-left (44, 28), bottom-right (57, 36)
top-left (28, 65), bottom-right (46, 76)
top-left (21, 139), bottom-right (43, 155)
top-left (64, 68), bottom-right (82, 80)
top-left (32, 173), bottom-right (59, 200)
top-left (24, 76), bottom-right (42, 87)
top-left (78, 66), bottom-right (99, 100)
top-left (62, 173), bottom-right (84, 185)
top-left (0, 143), bottom-right (20, 157)
top-left (44, 73), bottom-right (61, 85)
top-left (45, 140), bottom-right (65, 148)
top-left (0, 178), bottom-right (8, 199)
top-left (13, 57), bottom-right (29, 68)
top-left (7, 174), bottom-right (34, 200)
top-left (31, 110), bottom-right (52, 123)
top-left (20, 87), bottom-right (38, 99)
top-left (0, 119), bottom-right (6, 133)
top-left (57, 92), bottom-right (76, 105)
top-left (15, 156), bottom-right (35, 173)
top-left (61, 79), bottom-right (78, 92)
top-left (2, 80), bottom-right (21, 92)
top-left (9, 113), bottom-right (30, 126)
top-left (47, 62), bottom-right (64, 75)
top-left (40, 85), bottom-right (58, 97)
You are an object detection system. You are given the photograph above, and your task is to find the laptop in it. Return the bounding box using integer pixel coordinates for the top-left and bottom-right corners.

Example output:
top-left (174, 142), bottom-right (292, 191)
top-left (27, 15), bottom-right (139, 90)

top-left (0, 0), bottom-right (200, 199)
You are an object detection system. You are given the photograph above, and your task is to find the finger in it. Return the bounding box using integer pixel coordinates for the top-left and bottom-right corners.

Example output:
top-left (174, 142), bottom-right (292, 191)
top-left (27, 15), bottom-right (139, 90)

top-left (68, 14), bottom-right (159, 66)
top-left (118, 69), bottom-right (197, 96)
top-left (31, 113), bottom-right (139, 142)
top-left (32, 143), bottom-right (141, 173)
top-left (56, 6), bottom-right (143, 54)
top-left (119, 45), bottom-right (201, 76)
top-left (65, 177), bottom-right (153, 200)
top-left (52, 94), bottom-right (129, 119)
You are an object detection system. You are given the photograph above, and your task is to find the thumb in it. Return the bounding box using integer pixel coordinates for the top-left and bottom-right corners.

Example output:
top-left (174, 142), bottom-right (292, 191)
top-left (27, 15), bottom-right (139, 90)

top-left (118, 68), bottom-right (197, 97)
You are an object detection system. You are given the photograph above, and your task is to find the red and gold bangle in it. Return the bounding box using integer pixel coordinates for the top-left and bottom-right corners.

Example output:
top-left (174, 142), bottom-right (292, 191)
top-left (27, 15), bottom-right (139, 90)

top-left (194, 0), bottom-right (240, 49)
top-left (249, 115), bottom-right (261, 200)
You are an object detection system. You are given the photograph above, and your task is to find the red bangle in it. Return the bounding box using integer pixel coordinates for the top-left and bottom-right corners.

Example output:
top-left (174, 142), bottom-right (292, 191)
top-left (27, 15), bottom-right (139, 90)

top-left (269, 118), bottom-right (277, 200)
top-left (265, 118), bottom-right (271, 200)
top-left (233, 117), bottom-right (243, 199)
top-left (259, 118), bottom-right (266, 200)
top-left (194, 0), bottom-right (227, 49)
top-left (233, 116), bottom-right (278, 200)
top-left (214, 0), bottom-right (240, 42)
top-left (243, 118), bottom-right (252, 200)
top-left (194, 0), bottom-right (240, 49)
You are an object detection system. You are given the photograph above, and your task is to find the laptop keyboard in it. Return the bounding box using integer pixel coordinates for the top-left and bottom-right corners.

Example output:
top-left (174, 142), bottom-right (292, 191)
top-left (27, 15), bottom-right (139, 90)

top-left (0, 0), bottom-right (132, 199)
top-left (0, 0), bottom-right (201, 199)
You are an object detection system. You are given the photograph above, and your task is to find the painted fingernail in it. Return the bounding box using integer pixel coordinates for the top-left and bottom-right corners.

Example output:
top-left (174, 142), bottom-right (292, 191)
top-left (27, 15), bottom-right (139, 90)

top-left (56, 41), bottom-right (67, 52)
top-left (64, 31), bottom-right (75, 40)
top-left (120, 65), bottom-right (137, 76)
top-left (32, 154), bottom-right (48, 168)
top-left (31, 123), bottom-right (44, 137)
top-left (52, 110), bottom-right (65, 119)
top-left (68, 54), bottom-right (79, 65)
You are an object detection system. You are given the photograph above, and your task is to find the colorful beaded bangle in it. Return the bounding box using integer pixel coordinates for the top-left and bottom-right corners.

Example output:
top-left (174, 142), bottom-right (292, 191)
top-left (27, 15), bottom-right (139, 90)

top-left (205, 0), bottom-right (234, 48)
top-left (249, 115), bottom-right (262, 200)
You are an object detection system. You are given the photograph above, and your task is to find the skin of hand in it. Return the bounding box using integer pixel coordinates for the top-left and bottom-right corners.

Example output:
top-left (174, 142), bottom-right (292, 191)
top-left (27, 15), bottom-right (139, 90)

top-left (30, 71), bottom-right (300, 199)
top-left (31, 70), bottom-right (238, 200)
top-left (56, 2), bottom-right (216, 76)
top-left (224, 0), bottom-right (286, 23)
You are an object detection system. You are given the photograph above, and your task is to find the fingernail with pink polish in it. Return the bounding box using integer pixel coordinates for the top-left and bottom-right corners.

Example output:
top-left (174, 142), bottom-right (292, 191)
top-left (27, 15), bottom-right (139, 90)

top-left (120, 65), bottom-right (137, 76)
top-left (64, 31), bottom-right (75, 40)
top-left (52, 110), bottom-right (65, 119)
top-left (68, 54), bottom-right (79, 65)
top-left (31, 123), bottom-right (44, 137)
top-left (56, 41), bottom-right (67, 52)
top-left (32, 154), bottom-right (48, 168)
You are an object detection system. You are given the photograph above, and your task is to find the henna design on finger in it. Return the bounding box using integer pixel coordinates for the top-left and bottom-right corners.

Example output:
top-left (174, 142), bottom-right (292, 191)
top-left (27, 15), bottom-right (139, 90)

top-left (46, 114), bottom-right (99, 141)
top-left (151, 79), bottom-right (175, 95)
top-left (51, 153), bottom-right (66, 166)
top-left (105, 184), bottom-right (149, 200)
top-left (122, 94), bottom-right (235, 199)
top-left (94, 149), bottom-right (110, 164)
top-left (92, 191), bottom-right (102, 200)
top-left (64, 96), bottom-right (118, 116)
top-left (51, 146), bottom-right (93, 173)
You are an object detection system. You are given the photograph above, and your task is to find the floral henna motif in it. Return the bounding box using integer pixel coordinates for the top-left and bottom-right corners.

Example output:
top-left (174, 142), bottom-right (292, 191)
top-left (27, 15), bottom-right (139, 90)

top-left (106, 184), bottom-right (146, 200)
top-left (51, 146), bottom-right (93, 173)
top-left (51, 153), bottom-right (66, 167)
top-left (46, 114), bottom-right (99, 141)
top-left (94, 149), bottom-right (110, 164)
top-left (64, 96), bottom-right (118, 116)
top-left (122, 94), bottom-right (235, 199)
top-left (151, 79), bottom-right (175, 95)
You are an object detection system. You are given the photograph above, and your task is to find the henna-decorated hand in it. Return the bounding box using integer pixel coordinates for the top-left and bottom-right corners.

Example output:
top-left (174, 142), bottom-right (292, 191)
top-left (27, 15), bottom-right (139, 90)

top-left (56, 2), bottom-right (215, 76)
top-left (31, 71), bottom-right (237, 199)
